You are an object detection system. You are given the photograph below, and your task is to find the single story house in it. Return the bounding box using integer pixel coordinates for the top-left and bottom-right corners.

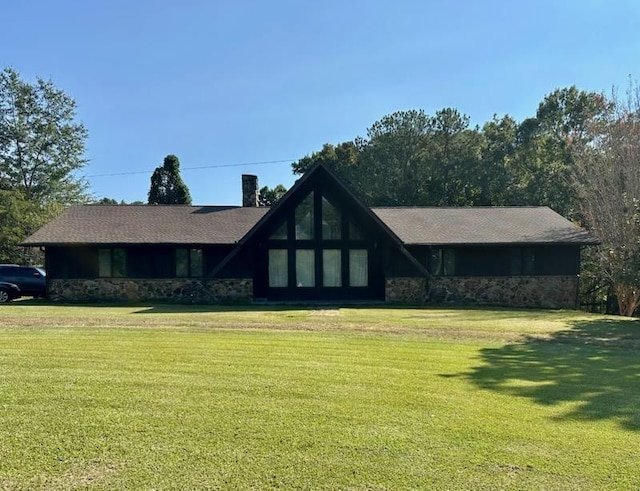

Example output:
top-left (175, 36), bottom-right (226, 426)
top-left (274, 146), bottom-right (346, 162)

top-left (22, 163), bottom-right (598, 308)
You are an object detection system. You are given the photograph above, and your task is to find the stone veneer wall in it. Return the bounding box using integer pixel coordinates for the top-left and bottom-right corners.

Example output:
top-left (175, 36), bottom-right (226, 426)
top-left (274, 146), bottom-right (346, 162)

top-left (385, 275), bottom-right (578, 309)
top-left (385, 277), bottom-right (428, 304)
top-left (48, 278), bottom-right (253, 303)
top-left (429, 276), bottom-right (579, 309)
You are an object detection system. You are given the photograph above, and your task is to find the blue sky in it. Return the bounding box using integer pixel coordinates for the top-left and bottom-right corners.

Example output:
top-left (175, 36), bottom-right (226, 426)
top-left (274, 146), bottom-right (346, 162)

top-left (2, 1), bottom-right (638, 205)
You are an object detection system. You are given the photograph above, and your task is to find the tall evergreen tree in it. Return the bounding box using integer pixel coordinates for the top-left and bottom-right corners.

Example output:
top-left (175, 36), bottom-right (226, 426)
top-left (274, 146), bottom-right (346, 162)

top-left (148, 154), bottom-right (192, 205)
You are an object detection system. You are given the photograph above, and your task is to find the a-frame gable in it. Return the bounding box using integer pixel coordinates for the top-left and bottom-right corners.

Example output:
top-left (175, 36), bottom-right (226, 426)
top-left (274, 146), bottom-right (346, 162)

top-left (211, 162), bottom-right (429, 281)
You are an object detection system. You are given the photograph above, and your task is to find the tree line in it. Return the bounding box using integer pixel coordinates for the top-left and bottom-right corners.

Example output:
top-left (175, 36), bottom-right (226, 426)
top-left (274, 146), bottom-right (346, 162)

top-left (1, 66), bottom-right (638, 314)
top-left (288, 86), bottom-right (640, 315)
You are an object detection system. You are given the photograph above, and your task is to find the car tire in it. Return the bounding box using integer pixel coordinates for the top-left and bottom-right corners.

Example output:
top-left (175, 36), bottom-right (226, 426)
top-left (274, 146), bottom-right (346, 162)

top-left (0, 289), bottom-right (10, 303)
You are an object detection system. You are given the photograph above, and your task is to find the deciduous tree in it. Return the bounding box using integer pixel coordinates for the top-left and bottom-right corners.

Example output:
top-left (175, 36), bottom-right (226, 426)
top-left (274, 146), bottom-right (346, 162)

top-left (0, 67), bottom-right (88, 204)
top-left (572, 84), bottom-right (640, 316)
top-left (0, 67), bottom-right (88, 262)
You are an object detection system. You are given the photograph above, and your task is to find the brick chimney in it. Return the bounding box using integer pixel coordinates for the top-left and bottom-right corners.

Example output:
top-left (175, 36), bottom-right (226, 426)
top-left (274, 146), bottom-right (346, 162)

top-left (242, 174), bottom-right (259, 207)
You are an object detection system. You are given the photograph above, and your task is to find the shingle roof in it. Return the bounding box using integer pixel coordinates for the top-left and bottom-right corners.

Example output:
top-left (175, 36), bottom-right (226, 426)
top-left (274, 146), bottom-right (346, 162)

top-left (22, 205), bottom-right (270, 246)
top-left (22, 203), bottom-right (597, 247)
top-left (371, 206), bottom-right (599, 245)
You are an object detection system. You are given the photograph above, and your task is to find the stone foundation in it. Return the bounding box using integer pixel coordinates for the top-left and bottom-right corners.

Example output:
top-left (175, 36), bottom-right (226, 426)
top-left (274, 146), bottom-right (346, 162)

top-left (429, 276), bottom-right (578, 309)
top-left (385, 277), bottom-right (428, 304)
top-left (385, 275), bottom-right (579, 308)
top-left (48, 278), bottom-right (253, 303)
top-left (48, 276), bottom-right (578, 309)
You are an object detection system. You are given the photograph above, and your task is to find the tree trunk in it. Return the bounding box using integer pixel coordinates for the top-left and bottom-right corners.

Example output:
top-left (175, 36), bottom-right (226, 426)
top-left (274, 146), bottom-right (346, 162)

top-left (614, 283), bottom-right (640, 317)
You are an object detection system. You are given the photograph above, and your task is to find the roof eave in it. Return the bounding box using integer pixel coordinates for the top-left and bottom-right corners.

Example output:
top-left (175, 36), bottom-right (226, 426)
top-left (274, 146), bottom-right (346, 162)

top-left (402, 239), bottom-right (601, 247)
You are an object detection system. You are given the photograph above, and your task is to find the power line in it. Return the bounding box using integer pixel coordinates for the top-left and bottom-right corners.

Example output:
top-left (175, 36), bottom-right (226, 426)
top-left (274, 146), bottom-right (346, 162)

top-left (86, 159), bottom-right (295, 178)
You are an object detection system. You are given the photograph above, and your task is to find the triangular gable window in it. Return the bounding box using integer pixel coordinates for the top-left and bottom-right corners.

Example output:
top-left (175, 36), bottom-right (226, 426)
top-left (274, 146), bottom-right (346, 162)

top-left (349, 220), bottom-right (364, 240)
top-left (269, 220), bottom-right (287, 240)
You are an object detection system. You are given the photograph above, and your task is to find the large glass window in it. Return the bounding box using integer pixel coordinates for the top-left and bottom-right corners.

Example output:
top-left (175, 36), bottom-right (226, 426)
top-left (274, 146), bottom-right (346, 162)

top-left (269, 249), bottom-right (288, 287)
top-left (296, 249), bottom-right (315, 287)
top-left (349, 249), bottom-right (368, 287)
top-left (270, 220), bottom-right (287, 240)
top-left (322, 197), bottom-right (341, 239)
top-left (266, 189), bottom-right (371, 292)
top-left (323, 250), bottom-right (341, 287)
top-left (295, 194), bottom-right (314, 240)
top-left (349, 220), bottom-right (364, 240)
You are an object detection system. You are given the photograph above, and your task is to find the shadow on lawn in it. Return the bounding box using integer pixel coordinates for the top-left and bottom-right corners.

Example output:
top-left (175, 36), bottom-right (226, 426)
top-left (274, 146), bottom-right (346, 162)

top-left (461, 317), bottom-right (640, 431)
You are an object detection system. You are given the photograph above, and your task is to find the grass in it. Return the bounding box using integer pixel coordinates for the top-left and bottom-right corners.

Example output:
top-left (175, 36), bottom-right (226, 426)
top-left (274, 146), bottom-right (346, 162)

top-left (0, 303), bottom-right (639, 490)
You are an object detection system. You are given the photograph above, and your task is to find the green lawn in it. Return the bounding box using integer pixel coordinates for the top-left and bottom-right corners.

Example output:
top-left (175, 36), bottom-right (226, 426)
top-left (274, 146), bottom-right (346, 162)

top-left (0, 303), bottom-right (639, 490)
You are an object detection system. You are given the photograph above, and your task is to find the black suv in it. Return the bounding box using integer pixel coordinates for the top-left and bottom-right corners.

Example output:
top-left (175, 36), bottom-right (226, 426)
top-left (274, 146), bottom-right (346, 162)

top-left (0, 265), bottom-right (47, 299)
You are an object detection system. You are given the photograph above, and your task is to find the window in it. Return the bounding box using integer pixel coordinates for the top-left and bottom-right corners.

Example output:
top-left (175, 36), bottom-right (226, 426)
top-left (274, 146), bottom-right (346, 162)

top-left (269, 221), bottom-right (287, 240)
top-left (349, 249), bottom-right (368, 287)
top-left (322, 197), bottom-right (341, 239)
top-left (428, 249), bottom-right (442, 276)
top-left (429, 248), bottom-right (455, 276)
top-left (523, 248), bottom-right (535, 275)
top-left (510, 248), bottom-right (535, 275)
top-left (323, 250), bottom-right (341, 287)
top-left (295, 194), bottom-right (314, 240)
top-left (296, 249), bottom-right (315, 287)
top-left (443, 249), bottom-right (455, 276)
top-left (176, 249), bottom-right (189, 277)
top-left (266, 189), bottom-right (371, 292)
top-left (268, 249), bottom-right (288, 287)
top-left (98, 248), bottom-right (127, 277)
top-left (349, 220), bottom-right (364, 240)
top-left (175, 248), bottom-right (203, 277)
top-left (510, 249), bottom-right (522, 275)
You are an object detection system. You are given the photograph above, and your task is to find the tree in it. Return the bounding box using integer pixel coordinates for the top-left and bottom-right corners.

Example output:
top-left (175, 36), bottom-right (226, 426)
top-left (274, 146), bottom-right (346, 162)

top-left (95, 197), bottom-right (145, 205)
top-left (0, 67), bottom-right (88, 204)
top-left (148, 154), bottom-right (192, 205)
top-left (96, 197), bottom-right (119, 205)
top-left (512, 87), bottom-right (608, 218)
top-left (293, 109), bottom-right (485, 207)
top-left (292, 142), bottom-right (358, 177)
top-left (479, 115), bottom-right (519, 205)
top-left (259, 184), bottom-right (287, 206)
top-left (424, 108), bottom-right (484, 206)
top-left (572, 84), bottom-right (640, 316)
top-left (357, 109), bottom-right (433, 205)
top-left (0, 67), bottom-right (88, 263)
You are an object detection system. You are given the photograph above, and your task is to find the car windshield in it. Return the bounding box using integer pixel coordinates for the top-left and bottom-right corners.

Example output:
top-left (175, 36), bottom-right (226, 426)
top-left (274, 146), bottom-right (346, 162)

top-left (35, 267), bottom-right (46, 277)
